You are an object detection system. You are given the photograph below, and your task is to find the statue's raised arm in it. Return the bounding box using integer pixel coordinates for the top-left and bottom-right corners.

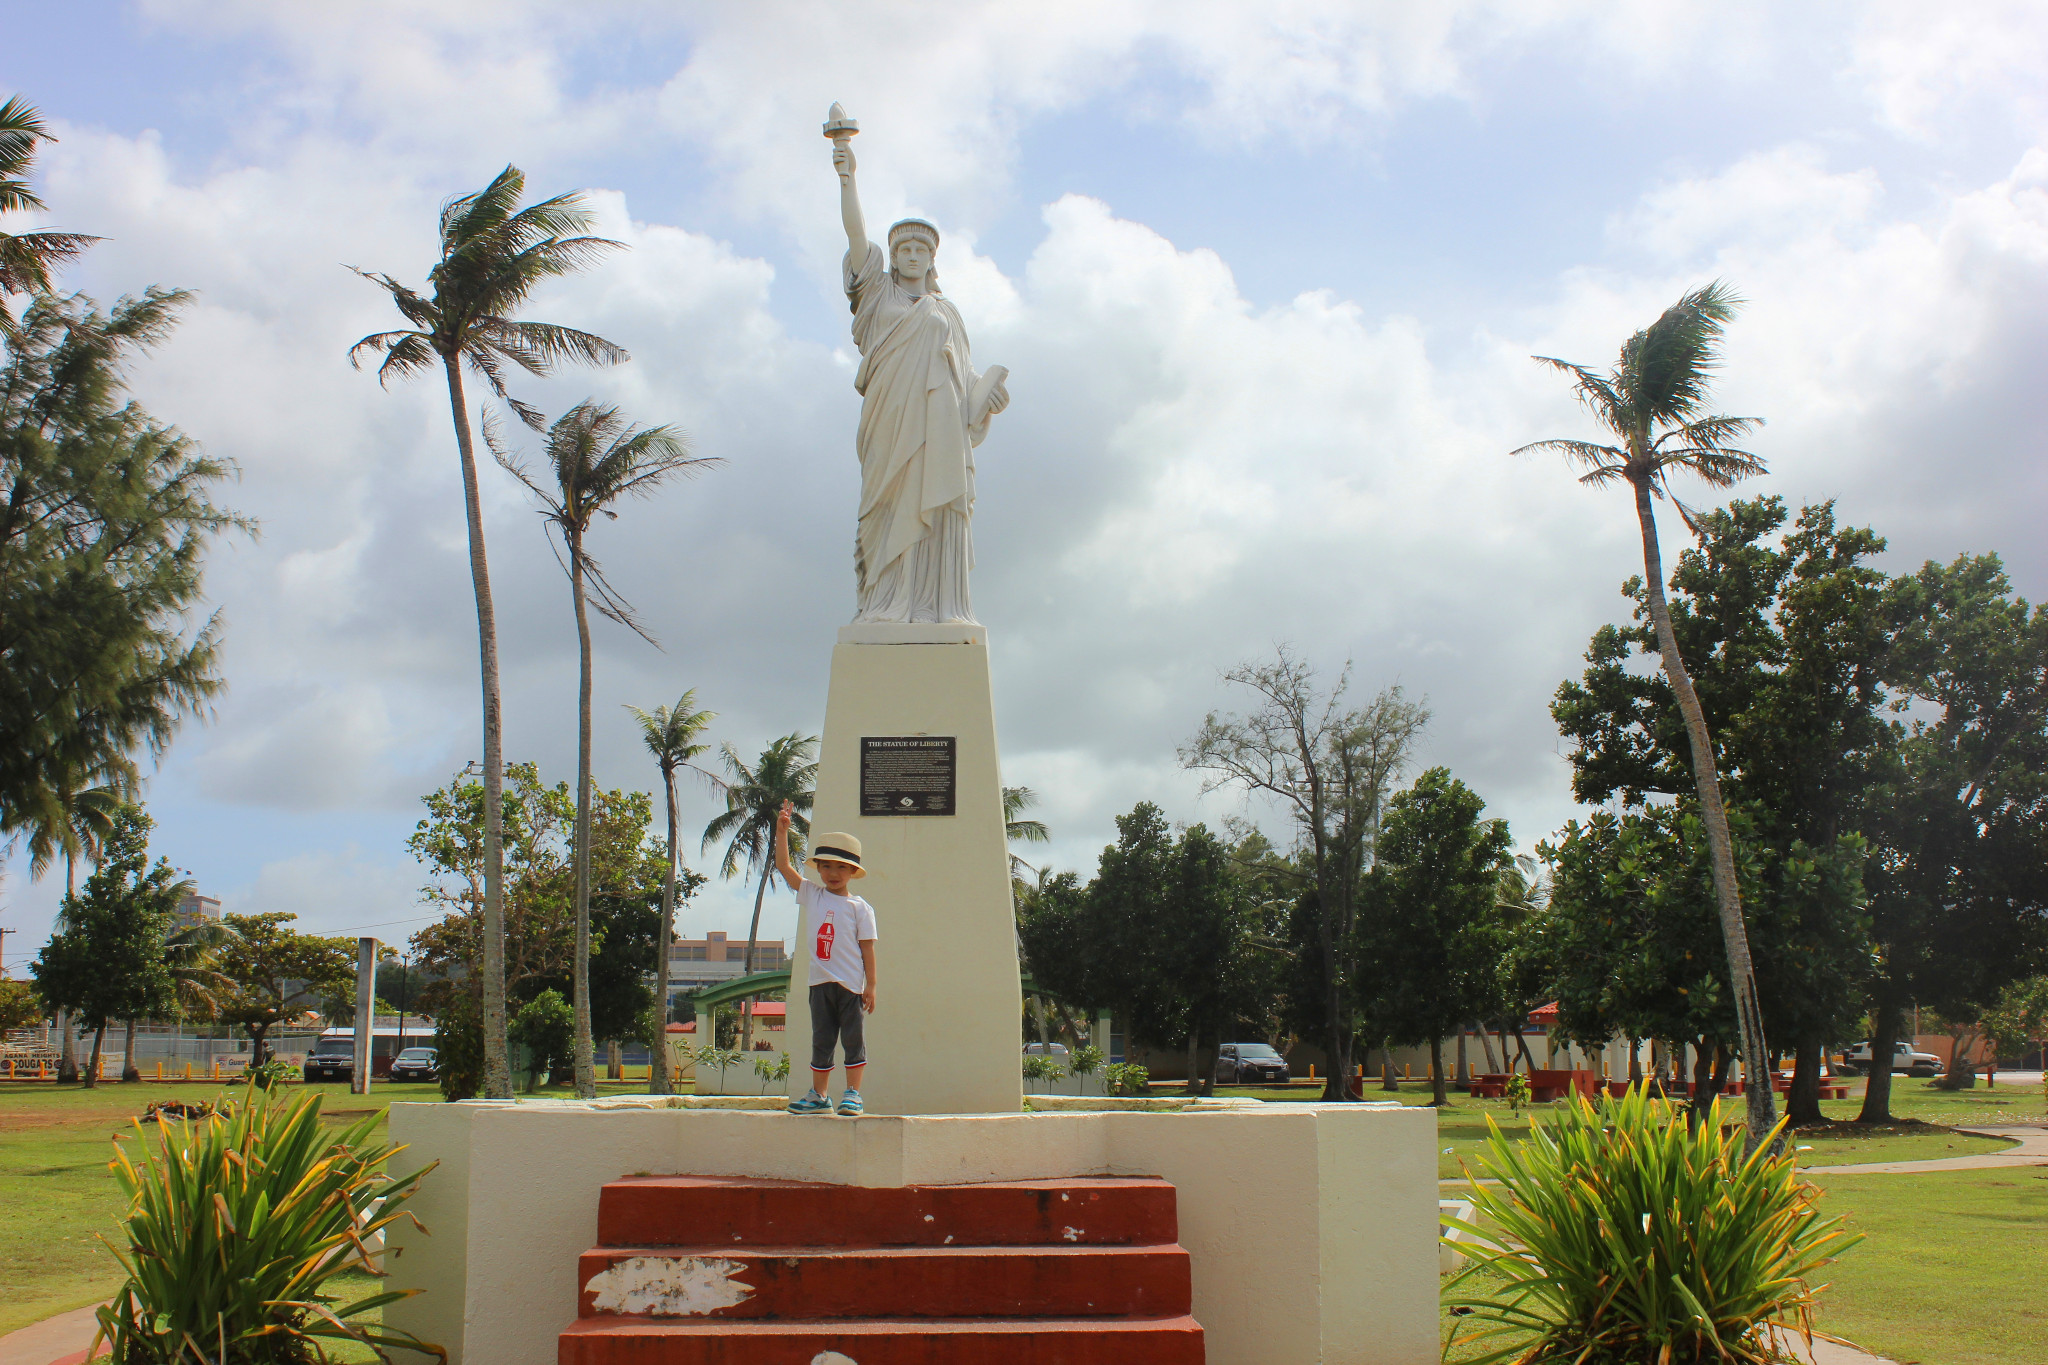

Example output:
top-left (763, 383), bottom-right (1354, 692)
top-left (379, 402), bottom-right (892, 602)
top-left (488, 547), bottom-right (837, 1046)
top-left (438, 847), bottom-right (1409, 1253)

top-left (825, 104), bottom-right (1008, 627)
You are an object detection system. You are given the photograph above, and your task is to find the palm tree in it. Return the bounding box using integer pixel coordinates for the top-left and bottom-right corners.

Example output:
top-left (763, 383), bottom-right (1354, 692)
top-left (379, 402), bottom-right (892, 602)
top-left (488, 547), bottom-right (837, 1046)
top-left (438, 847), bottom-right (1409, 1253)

top-left (702, 734), bottom-right (818, 1053)
top-left (22, 782), bottom-right (123, 1082)
top-left (1513, 280), bottom-right (1778, 1149)
top-left (494, 403), bottom-right (719, 1097)
top-left (1002, 785), bottom-right (1050, 883)
top-left (348, 167), bottom-right (627, 1099)
top-left (0, 97), bottom-right (98, 323)
top-left (628, 691), bottom-right (721, 1095)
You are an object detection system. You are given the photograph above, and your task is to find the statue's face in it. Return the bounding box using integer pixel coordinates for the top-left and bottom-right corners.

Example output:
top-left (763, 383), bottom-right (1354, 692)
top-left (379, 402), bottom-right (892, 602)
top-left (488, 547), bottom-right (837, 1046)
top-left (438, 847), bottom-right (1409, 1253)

top-left (892, 237), bottom-right (934, 280)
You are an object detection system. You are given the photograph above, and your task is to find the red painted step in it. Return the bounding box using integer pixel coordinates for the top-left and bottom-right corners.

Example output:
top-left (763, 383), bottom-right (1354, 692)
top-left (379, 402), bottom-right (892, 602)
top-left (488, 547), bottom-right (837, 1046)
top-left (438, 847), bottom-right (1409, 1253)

top-left (576, 1242), bottom-right (1193, 1320)
top-left (597, 1175), bottom-right (1177, 1249)
top-left (558, 1314), bottom-right (1206, 1364)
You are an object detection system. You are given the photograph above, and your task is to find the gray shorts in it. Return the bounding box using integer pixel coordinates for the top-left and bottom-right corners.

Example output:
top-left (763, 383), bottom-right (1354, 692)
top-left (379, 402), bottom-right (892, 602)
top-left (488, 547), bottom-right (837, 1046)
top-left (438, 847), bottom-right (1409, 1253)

top-left (810, 982), bottom-right (866, 1072)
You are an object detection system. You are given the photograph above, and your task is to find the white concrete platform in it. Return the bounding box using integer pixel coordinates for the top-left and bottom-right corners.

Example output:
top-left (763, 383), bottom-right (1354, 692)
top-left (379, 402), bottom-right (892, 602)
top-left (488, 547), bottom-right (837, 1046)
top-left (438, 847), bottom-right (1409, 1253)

top-left (384, 1098), bottom-right (1439, 1365)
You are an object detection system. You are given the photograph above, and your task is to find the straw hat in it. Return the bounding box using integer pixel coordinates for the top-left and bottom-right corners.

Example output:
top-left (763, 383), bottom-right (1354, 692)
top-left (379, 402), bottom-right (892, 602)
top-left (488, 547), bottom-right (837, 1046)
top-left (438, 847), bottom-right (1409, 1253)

top-left (808, 832), bottom-right (866, 878)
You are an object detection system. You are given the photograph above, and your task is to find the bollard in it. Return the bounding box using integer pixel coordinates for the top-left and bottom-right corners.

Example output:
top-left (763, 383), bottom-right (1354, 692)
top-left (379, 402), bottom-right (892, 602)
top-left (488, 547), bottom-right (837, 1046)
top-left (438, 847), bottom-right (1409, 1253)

top-left (156, 1061), bottom-right (163, 1080)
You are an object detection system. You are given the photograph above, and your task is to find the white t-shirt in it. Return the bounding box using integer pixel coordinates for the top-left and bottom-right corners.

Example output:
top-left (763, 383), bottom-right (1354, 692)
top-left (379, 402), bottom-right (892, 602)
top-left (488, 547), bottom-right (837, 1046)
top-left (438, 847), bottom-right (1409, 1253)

top-left (800, 879), bottom-right (878, 992)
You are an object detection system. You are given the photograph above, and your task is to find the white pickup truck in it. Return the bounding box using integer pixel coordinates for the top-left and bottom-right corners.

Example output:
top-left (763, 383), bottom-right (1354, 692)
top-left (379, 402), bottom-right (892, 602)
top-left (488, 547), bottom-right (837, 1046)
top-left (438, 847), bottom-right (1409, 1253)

top-left (1840, 1039), bottom-right (1942, 1077)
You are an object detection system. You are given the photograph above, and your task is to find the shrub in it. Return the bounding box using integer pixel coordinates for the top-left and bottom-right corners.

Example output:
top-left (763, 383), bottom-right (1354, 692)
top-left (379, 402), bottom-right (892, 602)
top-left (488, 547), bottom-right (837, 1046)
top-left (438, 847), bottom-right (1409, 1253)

top-left (245, 1058), bottom-right (297, 1091)
top-left (753, 1050), bottom-right (791, 1095)
top-left (1022, 1053), bottom-right (1067, 1093)
top-left (432, 986), bottom-right (482, 1101)
top-left (1069, 1044), bottom-right (1104, 1077)
top-left (1444, 1087), bottom-right (1859, 1365)
top-left (1102, 1062), bottom-right (1150, 1096)
top-left (1503, 1072), bottom-right (1531, 1113)
top-left (510, 989), bottom-right (574, 1087)
top-left (95, 1085), bottom-right (441, 1362)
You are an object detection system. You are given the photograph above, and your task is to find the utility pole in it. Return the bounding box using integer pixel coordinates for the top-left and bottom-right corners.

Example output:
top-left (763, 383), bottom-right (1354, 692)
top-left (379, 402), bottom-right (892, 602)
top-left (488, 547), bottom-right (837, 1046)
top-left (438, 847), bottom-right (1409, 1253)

top-left (0, 926), bottom-right (14, 977)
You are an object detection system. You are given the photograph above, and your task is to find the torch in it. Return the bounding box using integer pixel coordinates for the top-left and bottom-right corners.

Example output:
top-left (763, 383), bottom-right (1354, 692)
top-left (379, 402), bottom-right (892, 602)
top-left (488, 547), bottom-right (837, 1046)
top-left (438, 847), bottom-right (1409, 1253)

top-left (823, 101), bottom-right (859, 155)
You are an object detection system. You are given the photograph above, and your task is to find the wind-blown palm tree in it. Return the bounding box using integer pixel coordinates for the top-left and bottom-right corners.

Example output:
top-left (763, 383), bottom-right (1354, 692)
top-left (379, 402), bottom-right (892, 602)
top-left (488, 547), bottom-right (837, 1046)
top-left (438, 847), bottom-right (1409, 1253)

top-left (1002, 785), bottom-right (1050, 883)
top-left (628, 691), bottom-right (720, 1095)
top-left (495, 403), bottom-right (719, 1097)
top-left (702, 734), bottom-right (818, 1053)
top-left (348, 167), bottom-right (627, 1099)
top-left (1513, 280), bottom-right (1778, 1149)
top-left (22, 782), bottom-right (123, 1081)
top-left (0, 97), bottom-right (98, 324)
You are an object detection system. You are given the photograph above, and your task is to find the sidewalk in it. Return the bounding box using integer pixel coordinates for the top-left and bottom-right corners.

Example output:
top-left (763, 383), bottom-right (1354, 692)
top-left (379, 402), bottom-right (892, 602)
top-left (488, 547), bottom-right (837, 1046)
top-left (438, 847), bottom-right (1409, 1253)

top-left (1809, 1123), bottom-right (2048, 1176)
top-left (0, 1305), bottom-right (102, 1365)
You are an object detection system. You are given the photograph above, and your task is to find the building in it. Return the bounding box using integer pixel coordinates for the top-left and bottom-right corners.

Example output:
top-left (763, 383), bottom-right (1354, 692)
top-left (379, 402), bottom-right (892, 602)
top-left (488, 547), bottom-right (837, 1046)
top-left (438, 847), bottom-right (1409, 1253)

top-left (665, 931), bottom-right (788, 1011)
top-left (176, 891), bottom-right (222, 927)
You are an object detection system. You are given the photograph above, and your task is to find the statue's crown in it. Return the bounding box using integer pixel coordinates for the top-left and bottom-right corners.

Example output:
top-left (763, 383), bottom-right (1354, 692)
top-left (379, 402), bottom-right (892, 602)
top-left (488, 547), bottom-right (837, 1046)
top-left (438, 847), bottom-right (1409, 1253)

top-left (888, 218), bottom-right (940, 251)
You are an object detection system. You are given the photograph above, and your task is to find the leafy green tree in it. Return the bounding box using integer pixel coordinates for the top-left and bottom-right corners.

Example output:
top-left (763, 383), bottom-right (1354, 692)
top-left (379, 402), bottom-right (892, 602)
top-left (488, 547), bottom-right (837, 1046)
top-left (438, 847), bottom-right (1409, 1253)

top-left (494, 402), bottom-right (717, 1097)
top-left (213, 913), bottom-right (356, 1066)
top-left (1551, 498), bottom-right (1886, 1121)
top-left (1515, 282), bottom-right (1780, 1147)
top-left (349, 167), bottom-right (628, 1100)
top-left (702, 733), bottom-right (817, 1052)
top-left (15, 782), bottom-right (121, 1081)
top-left (510, 988), bottom-right (575, 1088)
top-left (1855, 554), bottom-right (2048, 1121)
top-left (1355, 769), bottom-right (1514, 1105)
top-left (0, 97), bottom-right (97, 322)
top-left (1, 291), bottom-right (248, 865)
top-left (0, 978), bottom-right (45, 1031)
top-left (1182, 651), bottom-right (1428, 1099)
top-left (29, 805), bottom-right (183, 1086)
top-left (627, 690), bottom-right (719, 1095)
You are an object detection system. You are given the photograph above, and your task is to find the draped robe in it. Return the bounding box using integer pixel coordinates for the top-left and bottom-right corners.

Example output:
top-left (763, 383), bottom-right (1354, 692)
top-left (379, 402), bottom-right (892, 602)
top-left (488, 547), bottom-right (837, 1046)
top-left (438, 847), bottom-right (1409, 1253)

top-left (845, 240), bottom-right (992, 623)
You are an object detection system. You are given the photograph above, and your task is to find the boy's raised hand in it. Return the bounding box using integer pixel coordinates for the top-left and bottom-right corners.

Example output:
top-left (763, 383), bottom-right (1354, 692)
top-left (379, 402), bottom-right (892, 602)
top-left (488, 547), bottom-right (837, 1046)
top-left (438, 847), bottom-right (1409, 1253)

top-left (776, 799), bottom-right (792, 833)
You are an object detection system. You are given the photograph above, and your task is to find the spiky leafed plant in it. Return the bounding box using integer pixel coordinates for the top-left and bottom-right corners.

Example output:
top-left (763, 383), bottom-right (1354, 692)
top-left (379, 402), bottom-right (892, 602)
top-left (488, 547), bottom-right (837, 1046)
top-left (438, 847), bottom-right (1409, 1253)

top-left (1513, 281), bottom-right (1779, 1150)
top-left (628, 691), bottom-right (721, 1095)
top-left (0, 96), bottom-right (99, 323)
top-left (493, 402), bottom-right (719, 1097)
top-left (348, 167), bottom-right (627, 1099)
top-left (702, 734), bottom-right (818, 1053)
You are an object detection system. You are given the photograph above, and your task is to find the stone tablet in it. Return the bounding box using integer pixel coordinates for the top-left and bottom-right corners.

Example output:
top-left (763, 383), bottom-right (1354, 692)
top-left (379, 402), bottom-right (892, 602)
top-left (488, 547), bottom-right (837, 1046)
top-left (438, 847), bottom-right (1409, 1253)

top-left (860, 736), bottom-right (956, 816)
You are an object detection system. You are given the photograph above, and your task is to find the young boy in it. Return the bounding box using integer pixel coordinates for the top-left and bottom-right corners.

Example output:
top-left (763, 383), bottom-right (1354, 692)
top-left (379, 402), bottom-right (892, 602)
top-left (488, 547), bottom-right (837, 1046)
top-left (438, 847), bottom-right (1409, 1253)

top-left (775, 799), bottom-right (878, 1116)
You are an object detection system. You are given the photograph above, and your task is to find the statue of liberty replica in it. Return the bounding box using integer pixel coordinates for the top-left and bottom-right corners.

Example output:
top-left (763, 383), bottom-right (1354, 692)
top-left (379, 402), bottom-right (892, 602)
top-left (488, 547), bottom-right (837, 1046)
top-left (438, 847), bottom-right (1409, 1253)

top-left (828, 105), bottom-right (1010, 624)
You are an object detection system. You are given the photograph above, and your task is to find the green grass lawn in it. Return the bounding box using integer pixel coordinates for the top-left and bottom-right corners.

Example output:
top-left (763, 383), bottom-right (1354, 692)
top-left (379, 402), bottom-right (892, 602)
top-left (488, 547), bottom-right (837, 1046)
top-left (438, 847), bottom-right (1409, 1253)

top-left (1211, 1076), bottom-right (2041, 1178)
top-left (0, 1076), bottom-right (660, 1336)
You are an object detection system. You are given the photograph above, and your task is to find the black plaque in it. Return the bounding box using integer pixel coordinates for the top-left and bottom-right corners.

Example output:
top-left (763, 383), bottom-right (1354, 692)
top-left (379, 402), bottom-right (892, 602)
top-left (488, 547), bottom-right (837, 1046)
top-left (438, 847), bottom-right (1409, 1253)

top-left (861, 736), bottom-right (957, 816)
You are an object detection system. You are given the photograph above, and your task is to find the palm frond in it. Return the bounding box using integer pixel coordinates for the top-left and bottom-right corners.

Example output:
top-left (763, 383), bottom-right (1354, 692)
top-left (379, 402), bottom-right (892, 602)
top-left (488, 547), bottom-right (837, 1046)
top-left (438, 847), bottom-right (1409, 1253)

top-left (1529, 356), bottom-right (1623, 424)
top-left (489, 319), bottom-right (630, 371)
top-left (1651, 444), bottom-right (1769, 490)
top-left (0, 230), bottom-right (100, 294)
top-left (1632, 279), bottom-right (1743, 424)
top-left (0, 95), bottom-right (54, 212)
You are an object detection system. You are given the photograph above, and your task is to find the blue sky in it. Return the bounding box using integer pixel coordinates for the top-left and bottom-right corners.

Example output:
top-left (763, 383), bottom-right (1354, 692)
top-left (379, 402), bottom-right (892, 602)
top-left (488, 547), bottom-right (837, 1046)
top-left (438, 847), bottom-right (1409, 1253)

top-left (3, 1), bottom-right (2045, 970)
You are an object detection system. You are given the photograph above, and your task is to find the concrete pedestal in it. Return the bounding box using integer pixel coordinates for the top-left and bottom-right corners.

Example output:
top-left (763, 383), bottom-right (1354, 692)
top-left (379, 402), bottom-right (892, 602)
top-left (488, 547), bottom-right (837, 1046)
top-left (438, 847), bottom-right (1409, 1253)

top-left (384, 1098), bottom-right (1440, 1365)
top-left (784, 622), bottom-right (1024, 1115)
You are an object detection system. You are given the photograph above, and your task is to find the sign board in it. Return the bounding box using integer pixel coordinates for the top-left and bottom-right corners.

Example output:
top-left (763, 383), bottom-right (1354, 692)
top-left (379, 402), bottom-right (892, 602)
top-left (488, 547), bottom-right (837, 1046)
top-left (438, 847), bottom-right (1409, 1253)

top-left (860, 736), bottom-right (957, 816)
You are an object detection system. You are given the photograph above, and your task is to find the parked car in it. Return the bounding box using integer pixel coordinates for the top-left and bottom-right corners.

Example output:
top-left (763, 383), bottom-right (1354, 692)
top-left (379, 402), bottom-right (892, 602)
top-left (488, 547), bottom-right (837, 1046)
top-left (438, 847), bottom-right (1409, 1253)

top-left (1840, 1040), bottom-right (1942, 1077)
top-left (302, 1037), bottom-right (355, 1083)
top-left (388, 1046), bottom-right (438, 1082)
top-left (1216, 1042), bottom-right (1290, 1086)
top-left (1023, 1042), bottom-right (1070, 1057)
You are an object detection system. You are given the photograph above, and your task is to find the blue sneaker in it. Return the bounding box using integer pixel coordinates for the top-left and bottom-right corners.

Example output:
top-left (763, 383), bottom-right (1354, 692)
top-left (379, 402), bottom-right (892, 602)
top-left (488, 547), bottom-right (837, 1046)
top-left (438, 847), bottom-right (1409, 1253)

top-left (787, 1089), bottom-right (831, 1115)
top-left (835, 1089), bottom-right (864, 1116)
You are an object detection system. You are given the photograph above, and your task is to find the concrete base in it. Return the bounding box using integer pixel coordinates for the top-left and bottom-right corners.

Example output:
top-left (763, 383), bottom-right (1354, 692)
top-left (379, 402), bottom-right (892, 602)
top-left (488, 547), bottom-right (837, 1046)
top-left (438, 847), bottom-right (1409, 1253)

top-left (785, 631), bottom-right (1023, 1116)
top-left (385, 1099), bottom-right (1439, 1365)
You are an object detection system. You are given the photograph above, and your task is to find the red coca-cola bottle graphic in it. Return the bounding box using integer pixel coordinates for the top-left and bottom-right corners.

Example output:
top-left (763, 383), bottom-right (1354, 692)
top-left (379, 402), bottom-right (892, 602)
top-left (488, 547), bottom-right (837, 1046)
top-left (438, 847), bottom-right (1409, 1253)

top-left (815, 917), bottom-right (836, 960)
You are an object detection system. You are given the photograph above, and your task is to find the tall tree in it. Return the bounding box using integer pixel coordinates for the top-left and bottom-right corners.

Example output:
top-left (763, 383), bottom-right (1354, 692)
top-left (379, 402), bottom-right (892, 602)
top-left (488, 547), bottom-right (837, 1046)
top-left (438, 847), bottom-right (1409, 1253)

top-left (213, 913), bottom-right (356, 1067)
top-left (1854, 554), bottom-right (2048, 1122)
top-left (0, 97), bottom-right (98, 327)
top-left (1551, 498), bottom-right (1886, 1121)
top-left (1515, 281), bottom-right (1781, 1149)
top-left (1355, 769), bottom-right (1514, 1106)
top-left (628, 691), bottom-right (719, 1095)
top-left (702, 734), bottom-right (817, 1052)
top-left (349, 166), bottom-right (627, 1100)
top-left (1182, 651), bottom-right (1427, 1100)
top-left (2, 290), bottom-right (247, 860)
top-left (28, 805), bottom-right (182, 1087)
top-left (16, 783), bottom-right (120, 1081)
top-left (1003, 785), bottom-right (1051, 881)
top-left (494, 401), bottom-right (717, 1097)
